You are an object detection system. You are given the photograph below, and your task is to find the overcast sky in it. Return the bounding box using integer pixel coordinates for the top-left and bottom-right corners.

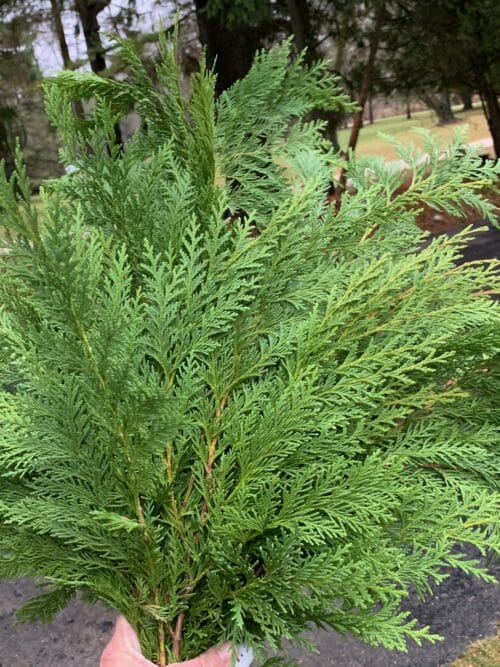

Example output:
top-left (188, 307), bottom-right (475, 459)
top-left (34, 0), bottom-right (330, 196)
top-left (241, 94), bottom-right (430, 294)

top-left (34, 1), bottom-right (177, 74)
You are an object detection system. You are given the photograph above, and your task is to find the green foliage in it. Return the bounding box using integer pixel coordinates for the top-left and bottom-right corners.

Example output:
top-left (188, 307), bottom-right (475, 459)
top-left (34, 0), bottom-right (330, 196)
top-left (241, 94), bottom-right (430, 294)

top-left (0, 35), bottom-right (499, 666)
top-left (205, 0), bottom-right (272, 24)
top-left (382, 0), bottom-right (500, 98)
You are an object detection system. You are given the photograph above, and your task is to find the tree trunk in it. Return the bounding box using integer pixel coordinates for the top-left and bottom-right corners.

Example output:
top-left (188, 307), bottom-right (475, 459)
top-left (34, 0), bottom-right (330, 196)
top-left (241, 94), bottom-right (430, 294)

top-left (346, 4), bottom-right (385, 154)
top-left (287, 0), bottom-right (345, 153)
top-left (436, 93), bottom-right (456, 125)
top-left (421, 91), bottom-right (456, 125)
top-left (368, 93), bottom-right (374, 124)
top-left (50, 0), bottom-right (71, 67)
top-left (328, 39), bottom-right (347, 152)
top-left (406, 96), bottom-right (411, 119)
top-left (194, 0), bottom-right (261, 95)
top-left (49, 0), bottom-right (85, 119)
top-left (74, 0), bottom-right (108, 74)
top-left (338, 3), bottom-right (385, 188)
top-left (74, 0), bottom-right (122, 144)
top-left (322, 112), bottom-right (342, 153)
top-left (477, 75), bottom-right (500, 158)
top-left (460, 91), bottom-right (473, 111)
top-left (286, 0), bottom-right (317, 61)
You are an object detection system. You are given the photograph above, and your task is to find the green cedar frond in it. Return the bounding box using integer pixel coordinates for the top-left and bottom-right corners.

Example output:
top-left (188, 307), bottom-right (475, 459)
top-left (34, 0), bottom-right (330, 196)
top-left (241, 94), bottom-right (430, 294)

top-left (16, 585), bottom-right (76, 623)
top-left (0, 33), bottom-right (499, 666)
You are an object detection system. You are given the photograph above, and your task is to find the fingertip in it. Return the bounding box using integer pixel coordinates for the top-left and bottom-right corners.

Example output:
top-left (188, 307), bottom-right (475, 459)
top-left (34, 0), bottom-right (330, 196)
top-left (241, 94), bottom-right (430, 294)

top-left (113, 615), bottom-right (142, 653)
top-left (182, 641), bottom-right (233, 667)
top-left (214, 642), bottom-right (232, 662)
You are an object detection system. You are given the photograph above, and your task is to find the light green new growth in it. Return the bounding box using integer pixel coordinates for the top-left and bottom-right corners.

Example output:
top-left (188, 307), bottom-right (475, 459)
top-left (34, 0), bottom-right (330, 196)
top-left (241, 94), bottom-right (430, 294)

top-left (0, 35), bottom-right (499, 666)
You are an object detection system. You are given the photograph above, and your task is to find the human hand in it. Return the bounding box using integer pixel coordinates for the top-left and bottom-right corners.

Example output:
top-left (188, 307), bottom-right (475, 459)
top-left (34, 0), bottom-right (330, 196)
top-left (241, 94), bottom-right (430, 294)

top-left (100, 616), bottom-right (232, 667)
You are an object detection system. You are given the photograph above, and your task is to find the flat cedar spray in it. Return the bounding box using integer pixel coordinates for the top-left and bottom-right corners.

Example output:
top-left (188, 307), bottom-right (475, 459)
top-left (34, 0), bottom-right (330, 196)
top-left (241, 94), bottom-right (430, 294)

top-left (0, 33), bottom-right (499, 666)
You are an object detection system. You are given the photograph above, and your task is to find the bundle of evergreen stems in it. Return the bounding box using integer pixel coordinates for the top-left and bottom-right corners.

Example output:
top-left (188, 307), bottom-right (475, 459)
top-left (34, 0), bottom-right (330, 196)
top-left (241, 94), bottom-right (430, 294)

top-left (0, 34), bottom-right (499, 666)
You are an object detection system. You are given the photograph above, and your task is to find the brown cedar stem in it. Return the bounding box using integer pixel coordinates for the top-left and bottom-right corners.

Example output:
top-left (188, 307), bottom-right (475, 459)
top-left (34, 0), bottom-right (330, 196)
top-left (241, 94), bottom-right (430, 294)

top-left (201, 393), bottom-right (228, 521)
top-left (169, 390), bottom-right (229, 654)
top-left (158, 619), bottom-right (167, 667)
top-left (206, 394), bottom-right (228, 477)
top-left (72, 310), bottom-right (167, 664)
top-left (171, 611), bottom-right (186, 661)
top-left (339, 3), bottom-right (385, 189)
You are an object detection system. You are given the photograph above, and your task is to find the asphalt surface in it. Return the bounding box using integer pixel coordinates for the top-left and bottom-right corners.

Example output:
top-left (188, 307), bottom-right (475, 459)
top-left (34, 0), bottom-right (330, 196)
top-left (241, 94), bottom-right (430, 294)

top-left (0, 549), bottom-right (498, 666)
top-left (282, 552), bottom-right (499, 666)
top-left (458, 220), bottom-right (500, 263)
top-left (430, 219), bottom-right (500, 266)
top-left (0, 222), bottom-right (498, 666)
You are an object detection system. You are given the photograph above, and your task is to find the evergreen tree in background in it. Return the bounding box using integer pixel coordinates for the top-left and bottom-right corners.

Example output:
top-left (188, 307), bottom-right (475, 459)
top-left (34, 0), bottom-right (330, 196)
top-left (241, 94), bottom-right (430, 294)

top-left (0, 36), bottom-right (499, 666)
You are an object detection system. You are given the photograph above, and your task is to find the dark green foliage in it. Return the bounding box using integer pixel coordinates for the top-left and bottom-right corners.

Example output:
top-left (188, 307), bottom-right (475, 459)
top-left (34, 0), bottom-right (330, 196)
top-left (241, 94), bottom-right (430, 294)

top-left (205, 0), bottom-right (272, 24)
top-left (0, 36), bottom-right (499, 665)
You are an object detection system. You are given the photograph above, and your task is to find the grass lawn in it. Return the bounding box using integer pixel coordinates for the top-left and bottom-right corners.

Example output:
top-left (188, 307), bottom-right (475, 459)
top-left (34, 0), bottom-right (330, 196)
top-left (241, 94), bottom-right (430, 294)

top-left (338, 105), bottom-right (491, 160)
top-left (449, 626), bottom-right (500, 667)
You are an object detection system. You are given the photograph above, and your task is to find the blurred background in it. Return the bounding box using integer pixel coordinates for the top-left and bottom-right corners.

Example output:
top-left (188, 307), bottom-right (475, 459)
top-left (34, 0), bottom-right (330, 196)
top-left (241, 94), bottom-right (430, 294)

top-left (0, 0), bottom-right (499, 190)
top-left (0, 2), bottom-right (499, 666)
